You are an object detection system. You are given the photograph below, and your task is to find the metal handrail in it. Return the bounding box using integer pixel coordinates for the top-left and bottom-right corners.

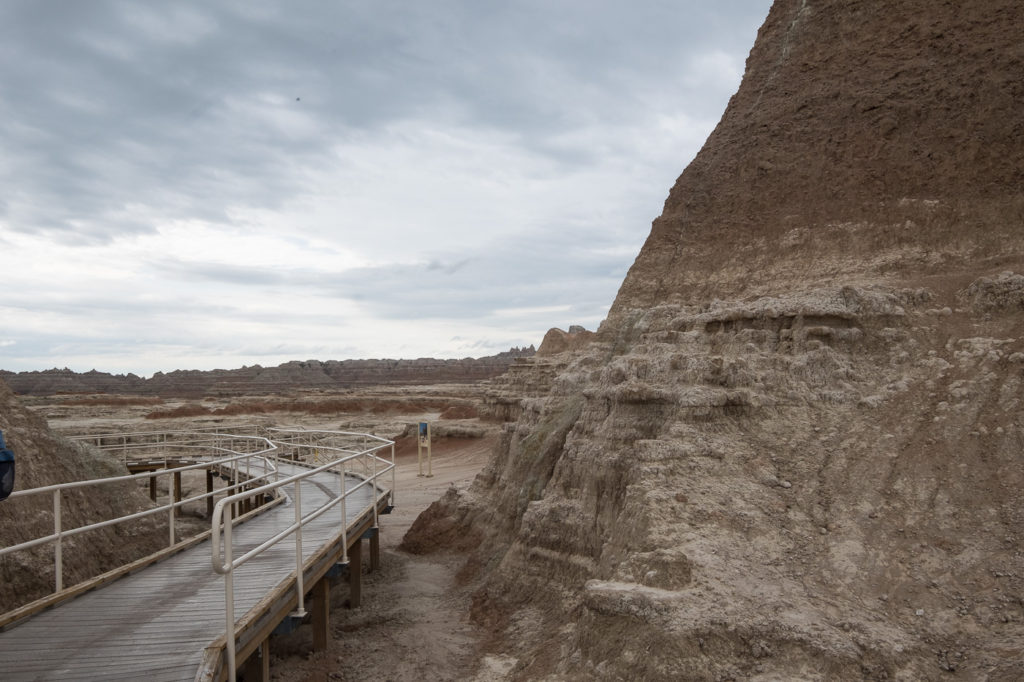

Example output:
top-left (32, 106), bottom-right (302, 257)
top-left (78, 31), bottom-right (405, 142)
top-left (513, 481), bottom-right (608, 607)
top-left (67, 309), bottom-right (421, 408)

top-left (0, 433), bottom-right (278, 594)
top-left (211, 429), bottom-right (396, 680)
top-left (266, 426), bottom-right (392, 443)
top-left (69, 425), bottom-right (264, 465)
top-left (69, 424), bottom-right (261, 443)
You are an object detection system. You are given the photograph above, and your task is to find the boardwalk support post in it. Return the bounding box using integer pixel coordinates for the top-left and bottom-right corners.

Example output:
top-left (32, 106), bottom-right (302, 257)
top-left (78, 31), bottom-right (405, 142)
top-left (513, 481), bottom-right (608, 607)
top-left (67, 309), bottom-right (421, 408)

top-left (243, 638), bottom-right (270, 682)
top-left (362, 527), bottom-right (380, 573)
top-left (312, 576), bottom-right (331, 651)
top-left (149, 474), bottom-right (157, 502)
top-left (348, 539), bottom-right (362, 608)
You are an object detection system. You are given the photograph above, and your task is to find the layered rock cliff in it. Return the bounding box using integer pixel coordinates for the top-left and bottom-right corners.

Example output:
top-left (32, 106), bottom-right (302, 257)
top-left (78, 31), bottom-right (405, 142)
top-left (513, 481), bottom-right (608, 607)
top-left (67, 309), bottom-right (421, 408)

top-left (405, 1), bottom-right (1024, 678)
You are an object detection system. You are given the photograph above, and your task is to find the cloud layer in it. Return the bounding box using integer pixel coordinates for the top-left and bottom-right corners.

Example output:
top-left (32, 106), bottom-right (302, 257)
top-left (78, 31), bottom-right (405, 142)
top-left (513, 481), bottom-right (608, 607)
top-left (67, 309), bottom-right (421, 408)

top-left (0, 1), bottom-right (770, 375)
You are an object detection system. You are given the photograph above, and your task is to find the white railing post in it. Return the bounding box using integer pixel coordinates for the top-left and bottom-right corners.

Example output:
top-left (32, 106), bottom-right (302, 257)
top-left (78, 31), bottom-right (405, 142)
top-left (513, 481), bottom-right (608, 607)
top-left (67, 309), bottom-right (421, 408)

top-left (391, 442), bottom-right (396, 507)
top-left (223, 503), bottom-right (236, 681)
top-left (339, 459), bottom-right (349, 564)
top-left (371, 448), bottom-right (379, 529)
top-left (232, 456), bottom-right (239, 519)
top-left (293, 480), bottom-right (306, 617)
top-left (53, 489), bottom-right (63, 592)
top-left (168, 471), bottom-right (176, 547)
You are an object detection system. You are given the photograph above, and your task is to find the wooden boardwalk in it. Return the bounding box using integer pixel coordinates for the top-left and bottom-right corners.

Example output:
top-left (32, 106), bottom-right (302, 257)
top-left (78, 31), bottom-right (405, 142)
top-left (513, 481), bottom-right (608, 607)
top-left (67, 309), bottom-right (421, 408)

top-left (0, 460), bottom-right (381, 681)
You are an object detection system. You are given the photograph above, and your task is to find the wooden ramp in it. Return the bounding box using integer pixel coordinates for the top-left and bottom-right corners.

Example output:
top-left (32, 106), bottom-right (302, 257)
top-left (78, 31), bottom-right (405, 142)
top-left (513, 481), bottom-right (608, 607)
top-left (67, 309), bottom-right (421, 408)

top-left (0, 460), bottom-right (382, 681)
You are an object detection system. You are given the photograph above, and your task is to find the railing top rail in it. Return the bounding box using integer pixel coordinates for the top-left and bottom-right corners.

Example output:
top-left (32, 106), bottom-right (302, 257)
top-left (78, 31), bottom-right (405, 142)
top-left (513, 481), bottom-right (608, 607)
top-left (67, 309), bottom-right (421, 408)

top-left (266, 427), bottom-right (393, 444)
top-left (0, 457), bottom-right (279, 557)
top-left (5, 438), bottom-right (278, 500)
top-left (273, 440), bottom-right (390, 456)
top-left (67, 424), bottom-right (261, 440)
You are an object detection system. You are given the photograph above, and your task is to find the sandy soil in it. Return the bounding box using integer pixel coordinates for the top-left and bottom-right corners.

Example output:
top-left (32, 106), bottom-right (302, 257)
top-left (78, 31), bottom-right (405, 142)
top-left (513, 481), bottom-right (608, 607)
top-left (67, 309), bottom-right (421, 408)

top-left (268, 435), bottom-right (495, 682)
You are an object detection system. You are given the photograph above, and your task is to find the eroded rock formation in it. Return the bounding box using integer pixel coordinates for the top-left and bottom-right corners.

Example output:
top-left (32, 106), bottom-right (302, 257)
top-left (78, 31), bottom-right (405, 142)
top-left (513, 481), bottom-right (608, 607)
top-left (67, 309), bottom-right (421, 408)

top-left (404, 1), bottom-right (1024, 678)
top-left (0, 347), bottom-right (535, 397)
top-left (536, 326), bottom-right (596, 357)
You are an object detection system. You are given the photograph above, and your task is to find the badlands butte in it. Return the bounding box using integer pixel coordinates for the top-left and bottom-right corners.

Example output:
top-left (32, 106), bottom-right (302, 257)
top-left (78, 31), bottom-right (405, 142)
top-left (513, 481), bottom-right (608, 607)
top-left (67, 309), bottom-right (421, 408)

top-left (404, 0), bottom-right (1024, 679)
top-left (2, 0), bottom-right (1023, 679)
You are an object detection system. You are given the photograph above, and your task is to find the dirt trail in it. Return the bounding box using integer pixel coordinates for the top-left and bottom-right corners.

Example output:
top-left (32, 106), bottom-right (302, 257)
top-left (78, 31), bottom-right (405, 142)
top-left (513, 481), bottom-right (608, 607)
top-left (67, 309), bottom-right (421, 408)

top-left (270, 436), bottom-right (494, 682)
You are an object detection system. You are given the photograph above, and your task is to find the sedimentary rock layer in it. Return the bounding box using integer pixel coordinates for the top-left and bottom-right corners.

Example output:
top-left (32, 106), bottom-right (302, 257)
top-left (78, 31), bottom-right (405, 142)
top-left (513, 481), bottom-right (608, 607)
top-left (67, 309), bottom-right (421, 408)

top-left (405, 1), bottom-right (1024, 678)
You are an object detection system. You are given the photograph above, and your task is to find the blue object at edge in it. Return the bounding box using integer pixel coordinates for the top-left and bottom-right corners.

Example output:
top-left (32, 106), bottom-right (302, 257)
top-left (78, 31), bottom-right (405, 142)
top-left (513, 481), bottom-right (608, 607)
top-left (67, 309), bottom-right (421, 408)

top-left (0, 429), bottom-right (13, 462)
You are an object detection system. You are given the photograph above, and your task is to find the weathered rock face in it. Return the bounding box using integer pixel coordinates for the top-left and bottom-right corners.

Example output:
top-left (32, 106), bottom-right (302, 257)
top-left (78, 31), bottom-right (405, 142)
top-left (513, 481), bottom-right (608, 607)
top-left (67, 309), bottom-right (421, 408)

top-left (0, 379), bottom-right (166, 613)
top-left (616, 0), bottom-right (1024, 313)
top-left (536, 326), bottom-right (596, 357)
top-left (0, 347), bottom-right (535, 397)
top-left (405, 2), bottom-right (1024, 679)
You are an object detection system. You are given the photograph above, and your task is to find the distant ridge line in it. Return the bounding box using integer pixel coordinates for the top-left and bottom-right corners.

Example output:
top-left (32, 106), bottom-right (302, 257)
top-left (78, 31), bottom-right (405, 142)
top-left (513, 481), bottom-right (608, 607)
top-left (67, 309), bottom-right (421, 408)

top-left (0, 347), bottom-right (536, 397)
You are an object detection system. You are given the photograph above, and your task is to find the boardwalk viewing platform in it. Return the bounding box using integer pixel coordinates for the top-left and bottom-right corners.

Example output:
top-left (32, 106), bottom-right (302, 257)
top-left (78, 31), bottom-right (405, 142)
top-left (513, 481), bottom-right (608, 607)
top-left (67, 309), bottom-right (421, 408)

top-left (0, 427), bottom-right (395, 681)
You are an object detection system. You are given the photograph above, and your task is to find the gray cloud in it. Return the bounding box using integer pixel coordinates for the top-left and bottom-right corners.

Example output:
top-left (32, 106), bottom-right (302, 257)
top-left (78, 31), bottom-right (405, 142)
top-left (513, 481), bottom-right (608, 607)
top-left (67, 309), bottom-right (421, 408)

top-left (0, 1), bottom-right (771, 374)
top-left (1, 1), bottom-right (767, 236)
top-left (153, 259), bottom-right (289, 287)
top-left (323, 233), bottom-right (631, 322)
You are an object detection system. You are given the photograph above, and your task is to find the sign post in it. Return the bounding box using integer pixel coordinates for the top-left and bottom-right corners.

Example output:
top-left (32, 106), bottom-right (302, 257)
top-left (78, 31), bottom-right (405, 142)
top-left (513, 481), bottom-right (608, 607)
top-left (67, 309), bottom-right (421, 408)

top-left (417, 422), bottom-right (433, 478)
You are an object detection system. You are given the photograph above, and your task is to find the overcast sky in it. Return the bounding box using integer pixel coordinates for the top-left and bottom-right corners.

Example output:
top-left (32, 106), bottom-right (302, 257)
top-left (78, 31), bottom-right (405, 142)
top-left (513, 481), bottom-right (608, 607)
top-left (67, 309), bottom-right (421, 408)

top-left (0, 0), bottom-right (770, 376)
